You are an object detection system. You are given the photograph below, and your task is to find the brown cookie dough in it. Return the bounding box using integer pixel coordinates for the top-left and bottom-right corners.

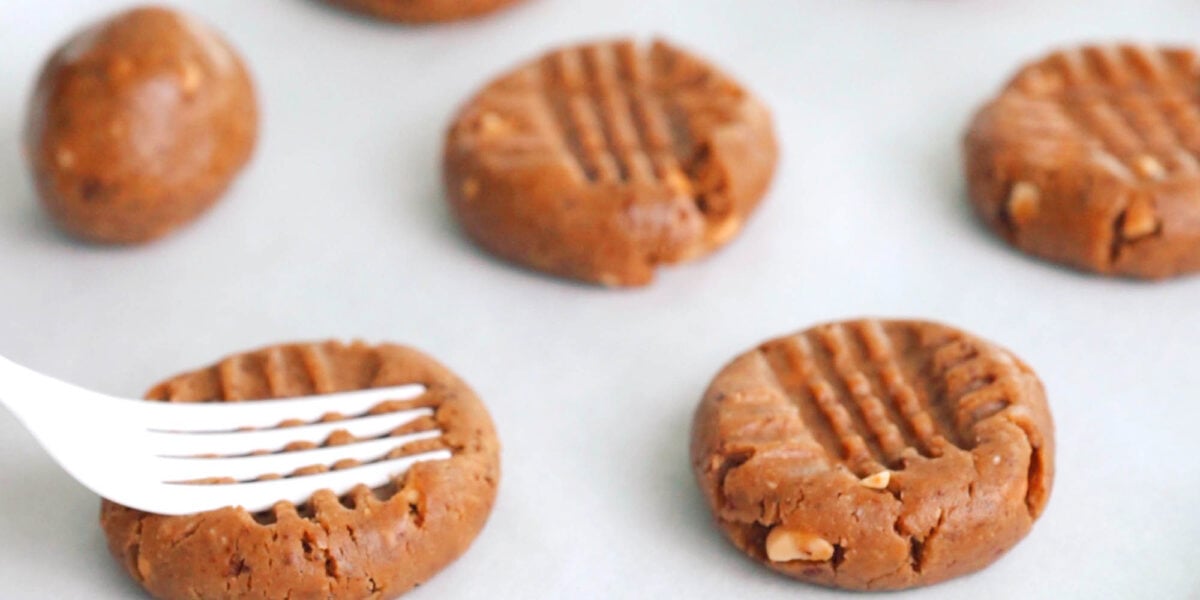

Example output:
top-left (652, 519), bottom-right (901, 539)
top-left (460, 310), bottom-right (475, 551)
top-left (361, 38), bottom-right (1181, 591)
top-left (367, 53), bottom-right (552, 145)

top-left (966, 44), bottom-right (1200, 279)
top-left (320, 0), bottom-right (526, 23)
top-left (690, 319), bottom-right (1054, 591)
top-left (24, 6), bottom-right (258, 244)
top-left (100, 341), bottom-right (500, 600)
top-left (444, 38), bottom-right (778, 286)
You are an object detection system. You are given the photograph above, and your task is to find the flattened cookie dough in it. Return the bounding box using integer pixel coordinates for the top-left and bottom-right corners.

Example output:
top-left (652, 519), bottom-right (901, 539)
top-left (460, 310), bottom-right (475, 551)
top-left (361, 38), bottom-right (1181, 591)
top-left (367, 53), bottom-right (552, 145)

top-left (444, 38), bottom-right (778, 286)
top-left (320, 0), bottom-right (526, 23)
top-left (966, 44), bottom-right (1200, 278)
top-left (24, 6), bottom-right (258, 244)
top-left (691, 319), bottom-right (1054, 591)
top-left (100, 341), bottom-right (500, 599)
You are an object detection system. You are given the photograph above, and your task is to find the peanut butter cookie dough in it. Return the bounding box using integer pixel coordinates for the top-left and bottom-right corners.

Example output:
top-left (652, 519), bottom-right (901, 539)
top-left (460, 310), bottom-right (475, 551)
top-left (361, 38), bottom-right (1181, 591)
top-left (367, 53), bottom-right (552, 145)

top-left (966, 44), bottom-right (1200, 278)
top-left (101, 341), bottom-right (500, 599)
top-left (320, 0), bottom-right (526, 23)
top-left (24, 6), bottom-right (258, 244)
top-left (444, 38), bottom-right (778, 286)
top-left (691, 319), bottom-right (1054, 591)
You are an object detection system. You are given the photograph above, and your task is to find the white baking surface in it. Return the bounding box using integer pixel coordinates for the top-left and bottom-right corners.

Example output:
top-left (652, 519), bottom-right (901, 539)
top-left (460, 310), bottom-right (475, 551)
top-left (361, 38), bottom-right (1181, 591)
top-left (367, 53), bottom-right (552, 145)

top-left (1, 0), bottom-right (1198, 598)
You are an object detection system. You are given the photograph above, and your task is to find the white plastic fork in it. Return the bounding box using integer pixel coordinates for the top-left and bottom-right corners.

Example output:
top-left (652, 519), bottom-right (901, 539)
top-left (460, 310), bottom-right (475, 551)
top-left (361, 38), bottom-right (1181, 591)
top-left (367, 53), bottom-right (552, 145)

top-left (0, 355), bottom-right (452, 515)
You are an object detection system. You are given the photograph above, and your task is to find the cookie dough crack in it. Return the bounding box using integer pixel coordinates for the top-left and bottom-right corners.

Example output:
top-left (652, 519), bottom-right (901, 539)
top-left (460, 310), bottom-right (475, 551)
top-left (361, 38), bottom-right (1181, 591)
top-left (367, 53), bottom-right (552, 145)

top-left (1004, 412), bottom-right (1048, 519)
top-left (712, 447), bottom-right (756, 511)
top-left (996, 185), bottom-right (1020, 242)
top-left (908, 537), bottom-right (926, 575)
top-left (908, 509), bottom-right (945, 575)
top-left (1025, 444), bottom-right (1045, 517)
top-left (1108, 206), bottom-right (1163, 267)
top-left (830, 542), bottom-right (846, 572)
top-left (315, 518), bottom-right (342, 591)
top-left (684, 142), bottom-right (725, 217)
top-left (167, 517), bottom-right (207, 551)
top-left (128, 515), bottom-right (147, 583)
top-left (756, 488), bottom-right (804, 526)
top-left (864, 562), bottom-right (910, 589)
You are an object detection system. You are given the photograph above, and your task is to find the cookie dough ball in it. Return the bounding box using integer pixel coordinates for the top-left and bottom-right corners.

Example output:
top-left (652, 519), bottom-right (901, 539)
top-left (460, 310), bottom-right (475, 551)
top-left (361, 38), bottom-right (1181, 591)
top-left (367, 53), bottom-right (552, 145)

top-left (321, 0), bottom-right (527, 23)
top-left (444, 39), bottom-right (778, 286)
top-left (24, 6), bottom-right (258, 244)
top-left (691, 319), bottom-right (1055, 590)
top-left (966, 44), bottom-right (1200, 279)
top-left (100, 341), bottom-right (501, 600)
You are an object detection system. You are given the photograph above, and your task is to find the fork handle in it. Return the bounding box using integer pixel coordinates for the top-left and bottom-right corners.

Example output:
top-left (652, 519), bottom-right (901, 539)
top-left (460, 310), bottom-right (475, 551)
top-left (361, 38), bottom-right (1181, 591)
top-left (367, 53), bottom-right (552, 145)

top-left (0, 355), bottom-right (51, 419)
top-left (0, 355), bottom-right (110, 424)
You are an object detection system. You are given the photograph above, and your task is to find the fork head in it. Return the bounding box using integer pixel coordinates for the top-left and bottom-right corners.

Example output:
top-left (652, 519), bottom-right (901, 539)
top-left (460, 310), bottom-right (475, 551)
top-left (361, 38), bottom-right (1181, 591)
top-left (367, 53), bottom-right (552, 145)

top-left (53, 384), bottom-right (452, 515)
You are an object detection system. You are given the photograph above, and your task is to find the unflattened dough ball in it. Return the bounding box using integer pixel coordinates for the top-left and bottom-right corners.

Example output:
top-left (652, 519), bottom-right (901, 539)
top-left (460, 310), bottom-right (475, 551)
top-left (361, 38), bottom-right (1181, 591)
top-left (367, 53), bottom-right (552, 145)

top-left (444, 38), bottom-right (778, 286)
top-left (320, 0), bottom-right (527, 23)
top-left (100, 340), bottom-right (501, 600)
top-left (691, 319), bottom-right (1055, 591)
top-left (966, 44), bottom-right (1200, 279)
top-left (24, 6), bottom-right (258, 244)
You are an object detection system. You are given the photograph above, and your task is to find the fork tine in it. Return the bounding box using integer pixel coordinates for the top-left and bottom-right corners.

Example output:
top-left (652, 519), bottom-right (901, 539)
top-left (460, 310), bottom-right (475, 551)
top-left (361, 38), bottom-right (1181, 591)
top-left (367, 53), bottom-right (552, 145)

top-left (147, 407), bottom-right (435, 457)
top-left (137, 384), bottom-right (426, 432)
top-left (151, 449), bottom-right (453, 515)
top-left (153, 429), bottom-right (443, 482)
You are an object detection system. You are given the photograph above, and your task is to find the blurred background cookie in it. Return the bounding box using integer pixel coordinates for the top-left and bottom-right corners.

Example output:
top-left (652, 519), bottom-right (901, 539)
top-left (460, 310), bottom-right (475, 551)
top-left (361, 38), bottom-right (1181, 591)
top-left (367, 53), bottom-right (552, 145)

top-left (444, 38), bottom-right (778, 286)
top-left (319, 0), bottom-right (527, 23)
top-left (100, 340), bottom-right (500, 600)
top-left (24, 6), bottom-right (258, 244)
top-left (691, 319), bottom-right (1054, 591)
top-left (966, 44), bottom-right (1200, 279)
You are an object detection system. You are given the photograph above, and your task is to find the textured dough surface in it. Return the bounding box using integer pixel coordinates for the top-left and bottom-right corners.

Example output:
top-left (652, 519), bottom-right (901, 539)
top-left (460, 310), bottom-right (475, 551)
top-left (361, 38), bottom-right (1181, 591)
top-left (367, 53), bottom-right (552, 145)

top-left (444, 38), bottom-right (778, 286)
top-left (691, 319), bottom-right (1054, 591)
top-left (966, 44), bottom-right (1200, 279)
top-left (24, 6), bottom-right (258, 244)
top-left (100, 341), bottom-right (500, 600)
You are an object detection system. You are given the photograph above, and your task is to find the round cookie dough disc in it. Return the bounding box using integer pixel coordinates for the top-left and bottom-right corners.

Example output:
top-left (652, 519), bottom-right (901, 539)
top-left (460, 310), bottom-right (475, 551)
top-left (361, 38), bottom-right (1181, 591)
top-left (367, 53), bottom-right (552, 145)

top-left (690, 319), bottom-right (1054, 591)
top-left (100, 341), bottom-right (500, 600)
top-left (24, 6), bottom-right (258, 244)
top-left (966, 44), bottom-right (1200, 279)
top-left (444, 38), bottom-right (778, 286)
top-left (320, 0), bottom-right (526, 23)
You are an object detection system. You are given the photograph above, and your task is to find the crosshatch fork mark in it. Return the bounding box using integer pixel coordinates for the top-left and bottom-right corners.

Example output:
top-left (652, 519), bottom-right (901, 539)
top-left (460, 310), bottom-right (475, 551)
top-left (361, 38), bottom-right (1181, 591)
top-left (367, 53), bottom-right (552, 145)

top-left (758, 321), bottom-right (1026, 476)
top-left (539, 42), bottom-right (695, 187)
